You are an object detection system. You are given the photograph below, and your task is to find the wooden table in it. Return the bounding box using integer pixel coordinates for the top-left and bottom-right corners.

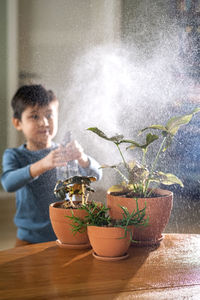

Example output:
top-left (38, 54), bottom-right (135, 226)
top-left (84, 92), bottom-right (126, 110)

top-left (0, 234), bottom-right (200, 299)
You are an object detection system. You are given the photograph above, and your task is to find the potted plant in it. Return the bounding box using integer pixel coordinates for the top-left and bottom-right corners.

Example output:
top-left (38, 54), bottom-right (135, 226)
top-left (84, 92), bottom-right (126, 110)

top-left (67, 200), bottom-right (148, 261)
top-left (87, 107), bottom-right (200, 245)
top-left (49, 175), bottom-right (96, 249)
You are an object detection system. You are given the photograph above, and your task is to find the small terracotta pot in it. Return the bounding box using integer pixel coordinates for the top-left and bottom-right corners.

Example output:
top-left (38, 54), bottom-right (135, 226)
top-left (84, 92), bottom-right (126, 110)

top-left (107, 188), bottom-right (173, 245)
top-left (87, 225), bottom-right (132, 258)
top-left (49, 201), bottom-right (90, 249)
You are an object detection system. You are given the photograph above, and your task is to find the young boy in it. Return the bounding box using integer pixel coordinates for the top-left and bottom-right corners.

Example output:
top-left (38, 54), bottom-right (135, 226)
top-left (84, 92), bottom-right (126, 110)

top-left (1, 84), bottom-right (102, 246)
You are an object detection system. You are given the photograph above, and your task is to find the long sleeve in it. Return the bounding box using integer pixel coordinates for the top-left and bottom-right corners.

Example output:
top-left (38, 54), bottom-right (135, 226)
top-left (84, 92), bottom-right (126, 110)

top-left (0, 145), bottom-right (58, 243)
top-left (78, 155), bottom-right (103, 181)
top-left (1, 149), bottom-right (33, 192)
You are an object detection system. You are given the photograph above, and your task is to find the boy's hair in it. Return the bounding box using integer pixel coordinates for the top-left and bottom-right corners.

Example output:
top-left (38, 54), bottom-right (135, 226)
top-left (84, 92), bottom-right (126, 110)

top-left (11, 84), bottom-right (57, 120)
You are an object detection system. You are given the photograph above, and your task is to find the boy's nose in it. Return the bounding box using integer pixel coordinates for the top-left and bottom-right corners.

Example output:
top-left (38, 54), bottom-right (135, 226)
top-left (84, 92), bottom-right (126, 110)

top-left (40, 117), bottom-right (49, 126)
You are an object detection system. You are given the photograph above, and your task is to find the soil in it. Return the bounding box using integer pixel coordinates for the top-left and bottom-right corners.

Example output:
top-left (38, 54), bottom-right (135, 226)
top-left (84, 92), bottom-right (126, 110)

top-left (110, 191), bottom-right (163, 198)
top-left (56, 200), bottom-right (98, 209)
top-left (56, 201), bottom-right (83, 209)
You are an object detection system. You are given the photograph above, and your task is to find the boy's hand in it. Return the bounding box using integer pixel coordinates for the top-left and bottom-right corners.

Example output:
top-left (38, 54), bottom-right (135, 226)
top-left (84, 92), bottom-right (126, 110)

top-left (64, 141), bottom-right (89, 168)
top-left (42, 146), bottom-right (69, 169)
top-left (29, 146), bottom-right (71, 178)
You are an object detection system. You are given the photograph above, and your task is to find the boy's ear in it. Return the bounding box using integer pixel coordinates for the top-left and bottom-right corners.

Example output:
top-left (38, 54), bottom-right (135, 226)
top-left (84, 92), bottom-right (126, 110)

top-left (12, 118), bottom-right (22, 131)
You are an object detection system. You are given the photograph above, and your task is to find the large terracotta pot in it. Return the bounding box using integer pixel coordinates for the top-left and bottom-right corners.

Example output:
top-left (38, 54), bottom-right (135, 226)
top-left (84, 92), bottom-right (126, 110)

top-left (87, 225), bottom-right (132, 261)
top-left (49, 201), bottom-right (90, 249)
top-left (107, 188), bottom-right (173, 246)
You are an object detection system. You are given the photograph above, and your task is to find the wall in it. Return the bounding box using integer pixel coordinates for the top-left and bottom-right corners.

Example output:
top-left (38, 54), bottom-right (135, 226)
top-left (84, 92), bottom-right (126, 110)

top-left (0, 0), bottom-right (8, 176)
top-left (18, 0), bottom-right (121, 97)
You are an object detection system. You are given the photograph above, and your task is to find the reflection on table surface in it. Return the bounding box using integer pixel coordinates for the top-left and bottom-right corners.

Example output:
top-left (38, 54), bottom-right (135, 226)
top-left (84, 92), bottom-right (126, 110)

top-left (0, 234), bottom-right (200, 299)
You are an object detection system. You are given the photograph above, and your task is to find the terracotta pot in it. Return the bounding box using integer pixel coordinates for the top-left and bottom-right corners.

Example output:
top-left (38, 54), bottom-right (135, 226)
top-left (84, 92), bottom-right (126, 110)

top-left (87, 225), bottom-right (132, 259)
top-left (107, 188), bottom-right (173, 245)
top-left (49, 201), bottom-right (90, 249)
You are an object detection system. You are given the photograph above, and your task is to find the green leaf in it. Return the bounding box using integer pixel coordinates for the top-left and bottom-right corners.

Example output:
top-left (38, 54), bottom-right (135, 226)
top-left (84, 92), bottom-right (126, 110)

top-left (87, 127), bottom-right (124, 144)
top-left (87, 127), bottom-right (110, 139)
top-left (126, 141), bottom-right (142, 150)
top-left (139, 124), bottom-right (167, 134)
top-left (110, 135), bottom-right (125, 143)
top-left (117, 139), bottom-right (140, 145)
top-left (107, 185), bottom-right (125, 194)
top-left (162, 136), bottom-right (173, 152)
top-left (166, 107), bottom-right (200, 136)
top-left (126, 133), bottom-right (158, 152)
top-left (145, 133), bottom-right (159, 146)
top-left (166, 115), bottom-right (193, 135)
top-left (151, 171), bottom-right (184, 187)
top-left (191, 107), bottom-right (200, 114)
top-left (100, 164), bottom-right (118, 169)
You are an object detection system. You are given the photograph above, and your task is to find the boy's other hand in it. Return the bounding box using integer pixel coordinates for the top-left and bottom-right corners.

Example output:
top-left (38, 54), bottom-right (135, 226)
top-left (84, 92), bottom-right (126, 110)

top-left (30, 146), bottom-right (69, 178)
top-left (65, 141), bottom-right (89, 168)
top-left (44, 145), bottom-right (69, 168)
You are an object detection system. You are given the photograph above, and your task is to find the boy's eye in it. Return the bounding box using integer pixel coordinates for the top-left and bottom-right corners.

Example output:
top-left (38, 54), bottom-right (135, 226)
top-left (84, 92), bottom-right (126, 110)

top-left (46, 113), bottom-right (53, 119)
top-left (31, 115), bottom-right (39, 120)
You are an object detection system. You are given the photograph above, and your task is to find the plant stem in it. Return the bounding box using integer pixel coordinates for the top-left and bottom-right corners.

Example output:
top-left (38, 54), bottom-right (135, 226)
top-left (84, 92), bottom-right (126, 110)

top-left (116, 143), bottom-right (128, 170)
top-left (114, 167), bottom-right (129, 183)
top-left (151, 136), bottom-right (166, 174)
top-left (69, 195), bottom-right (75, 207)
top-left (142, 149), bottom-right (146, 166)
top-left (81, 184), bottom-right (85, 205)
top-left (85, 193), bottom-right (89, 204)
top-left (144, 136), bottom-right (167, 196)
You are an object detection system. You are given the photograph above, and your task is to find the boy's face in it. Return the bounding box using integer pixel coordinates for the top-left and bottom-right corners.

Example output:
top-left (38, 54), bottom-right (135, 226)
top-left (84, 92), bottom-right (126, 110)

top-left (12, 100), bottom-right (59, 150)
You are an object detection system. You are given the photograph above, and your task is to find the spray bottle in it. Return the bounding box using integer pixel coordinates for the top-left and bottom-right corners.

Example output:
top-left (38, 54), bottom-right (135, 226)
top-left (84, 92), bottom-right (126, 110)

top-left (56, 131), bottom-right (79, 180)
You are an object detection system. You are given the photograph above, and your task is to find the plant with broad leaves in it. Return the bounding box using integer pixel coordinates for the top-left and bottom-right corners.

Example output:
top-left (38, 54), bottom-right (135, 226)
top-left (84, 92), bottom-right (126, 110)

top-left (87, 108), bottom-right (200, 197)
